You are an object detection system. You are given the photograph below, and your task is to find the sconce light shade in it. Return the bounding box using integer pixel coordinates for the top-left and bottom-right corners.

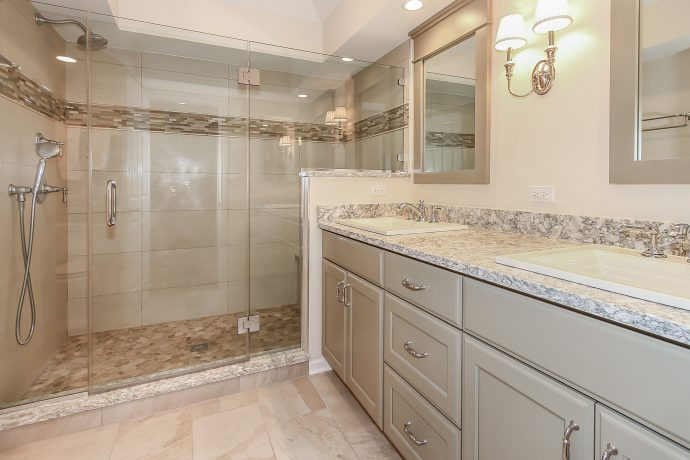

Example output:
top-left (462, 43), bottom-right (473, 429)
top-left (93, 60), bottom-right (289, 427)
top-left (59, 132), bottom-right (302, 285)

top-left (279, 135), bottom-right (291, 147)
top-left (533, 0), bottom-right (572, 33)
top-left (325, 110), bottom-right (336, 125)
top-left (494, 14), bottom-right (528, 51)
top-left (333, 106), bottom-right (348, 122)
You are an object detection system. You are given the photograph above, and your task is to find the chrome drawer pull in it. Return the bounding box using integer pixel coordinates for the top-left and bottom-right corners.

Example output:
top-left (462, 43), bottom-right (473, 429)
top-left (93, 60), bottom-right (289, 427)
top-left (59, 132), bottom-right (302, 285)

top-left (402, 278), bottom-right (426, 291)
top-left (403, 421), bottom-right (428, 446)
top-left (562, 420), bottom-right (579, 460)
top-left (403, 340), bottom-right (428, 359)
top-left (601, 443), bottom-right (619, 460)
top-left (336, 281), bottom-right (345, 303)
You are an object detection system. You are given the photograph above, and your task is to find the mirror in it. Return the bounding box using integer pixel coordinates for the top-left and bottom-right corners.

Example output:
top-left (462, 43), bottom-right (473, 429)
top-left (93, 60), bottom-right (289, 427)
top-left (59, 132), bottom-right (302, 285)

top-left (424, 37), bottom-right (476, 172)
top-left (610, 0), bottom-right (690, 183)
top-left (410, 0), bottom-right (490, 184)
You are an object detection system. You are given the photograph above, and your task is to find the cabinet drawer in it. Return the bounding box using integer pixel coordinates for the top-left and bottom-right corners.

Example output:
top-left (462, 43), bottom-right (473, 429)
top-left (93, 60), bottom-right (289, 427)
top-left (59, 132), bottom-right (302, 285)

top-left (384, 365), bottom-right (461, 460)
top-left (465, 277), bottom-right (690, 448)
top-left (384, 252), bottom-right (462, 327)
top-left (323, 231), bottom-right (383, 284)
top-left (596, 406), bottom-right (690, 460)
top-left (384, 293), bottom-right (462, 426)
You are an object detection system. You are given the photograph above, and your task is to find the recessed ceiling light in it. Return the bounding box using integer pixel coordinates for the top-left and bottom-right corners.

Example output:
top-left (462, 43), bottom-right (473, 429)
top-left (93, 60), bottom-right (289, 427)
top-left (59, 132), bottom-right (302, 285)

top-left (56, 55), bottom-right (77, 63)
top-left (178, 102), bottom-right (187, 105)
top-left (403, 0), bottom-right (424, 11)
top-left (341, 57), bottom-right (354, 62)
top-left (298, 94), bottom-right (308, 98)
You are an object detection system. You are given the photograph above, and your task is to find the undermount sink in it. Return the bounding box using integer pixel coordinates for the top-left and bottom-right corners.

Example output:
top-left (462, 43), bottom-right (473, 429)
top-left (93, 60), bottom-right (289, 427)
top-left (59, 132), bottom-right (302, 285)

top-left (335, 217), bottom-right (468, 236)
top-left (496, 245), bottom-right (690, 311)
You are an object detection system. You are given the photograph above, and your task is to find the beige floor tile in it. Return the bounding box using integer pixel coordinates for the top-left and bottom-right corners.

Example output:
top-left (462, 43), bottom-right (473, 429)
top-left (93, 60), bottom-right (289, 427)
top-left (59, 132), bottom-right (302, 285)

top-left (266, 408), bottom-right (358, 460)
top-left (192, 403), bottom-right (275, 460)
top-left (109, 400), bottom-right (217, 460)
top-left (27, 424), bottom-right (118, 460)
top-left (219, 388), bottom-right (259, 412)
top-left (255, 377), bottom-right (326, 425)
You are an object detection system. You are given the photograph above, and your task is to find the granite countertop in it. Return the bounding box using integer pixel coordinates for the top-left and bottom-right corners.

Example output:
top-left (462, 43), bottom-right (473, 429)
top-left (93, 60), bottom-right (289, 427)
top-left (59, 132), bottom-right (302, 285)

top-left (319, 220), bottom-right (690, 348)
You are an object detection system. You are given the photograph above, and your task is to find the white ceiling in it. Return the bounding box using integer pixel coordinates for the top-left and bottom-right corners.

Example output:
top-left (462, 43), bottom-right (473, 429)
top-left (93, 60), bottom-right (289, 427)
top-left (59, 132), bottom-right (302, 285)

top-left (213, 0), bottom-right (342, 23)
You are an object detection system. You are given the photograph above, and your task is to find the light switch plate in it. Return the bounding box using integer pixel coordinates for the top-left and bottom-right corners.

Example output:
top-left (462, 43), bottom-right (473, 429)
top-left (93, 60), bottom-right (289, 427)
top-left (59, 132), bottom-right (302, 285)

top-left (529, 186), bottom-right (555, 202)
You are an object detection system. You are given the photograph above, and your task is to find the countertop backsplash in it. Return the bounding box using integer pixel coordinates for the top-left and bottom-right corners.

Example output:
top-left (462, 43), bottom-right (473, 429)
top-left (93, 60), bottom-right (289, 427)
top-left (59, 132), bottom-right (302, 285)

top-left (318, 203), bottom-right (689, 257)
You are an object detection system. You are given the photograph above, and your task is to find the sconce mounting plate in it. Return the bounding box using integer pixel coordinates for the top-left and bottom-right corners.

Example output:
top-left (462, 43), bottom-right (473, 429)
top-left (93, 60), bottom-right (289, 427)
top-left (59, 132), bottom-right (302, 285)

top-left (532, 59), bottom-right (556, 95)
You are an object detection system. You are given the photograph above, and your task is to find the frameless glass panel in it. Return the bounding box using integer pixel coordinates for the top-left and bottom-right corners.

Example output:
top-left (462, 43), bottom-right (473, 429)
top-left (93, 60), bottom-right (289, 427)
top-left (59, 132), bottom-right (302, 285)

top-left (246, 43), bottom-right (403, 357)
top-left (638, 0), bottom-right (690, 161)
top-left (423, 36), bottom-right (476, 173)
top-left (85, 12), bottom-right (250, 390)
top-left (0, 1), bottom-right (87, 408)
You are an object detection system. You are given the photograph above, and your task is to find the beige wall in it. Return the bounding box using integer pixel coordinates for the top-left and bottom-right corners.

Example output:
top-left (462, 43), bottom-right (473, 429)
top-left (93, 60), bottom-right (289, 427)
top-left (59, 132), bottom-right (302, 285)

top-left (408, 0), bottom-right (690, 222)
top-left (0, 0), bottom-right (69, 405)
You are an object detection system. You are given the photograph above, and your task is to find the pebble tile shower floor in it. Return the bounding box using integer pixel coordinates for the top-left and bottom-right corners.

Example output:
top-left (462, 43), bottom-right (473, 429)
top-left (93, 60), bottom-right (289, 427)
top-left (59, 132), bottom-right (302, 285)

top-left (19, 305), bottom-right (301, 404)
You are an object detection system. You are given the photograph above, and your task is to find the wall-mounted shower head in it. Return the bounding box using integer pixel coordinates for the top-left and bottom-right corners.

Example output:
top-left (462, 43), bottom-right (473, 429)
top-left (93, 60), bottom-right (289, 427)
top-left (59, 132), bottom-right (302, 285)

top-left (35, 133), bottom-right (63, 160)
top-left (34, 12), bottom-right (109, 50)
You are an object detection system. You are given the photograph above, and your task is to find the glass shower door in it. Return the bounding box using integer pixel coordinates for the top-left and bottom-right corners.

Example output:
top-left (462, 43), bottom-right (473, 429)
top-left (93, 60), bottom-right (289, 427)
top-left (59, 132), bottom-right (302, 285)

top-left (84, 13), bottom-right (251, 390)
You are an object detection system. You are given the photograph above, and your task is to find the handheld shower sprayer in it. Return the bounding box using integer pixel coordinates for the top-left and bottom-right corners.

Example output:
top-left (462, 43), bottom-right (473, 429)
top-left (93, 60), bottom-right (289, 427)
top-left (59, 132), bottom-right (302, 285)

top-left (7, 133), bottom-right (67, 345)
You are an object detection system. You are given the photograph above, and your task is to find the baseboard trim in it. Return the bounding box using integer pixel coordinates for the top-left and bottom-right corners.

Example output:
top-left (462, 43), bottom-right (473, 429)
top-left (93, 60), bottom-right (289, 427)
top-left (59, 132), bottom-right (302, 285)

top-left (309, 357), bottom-right (332, 375)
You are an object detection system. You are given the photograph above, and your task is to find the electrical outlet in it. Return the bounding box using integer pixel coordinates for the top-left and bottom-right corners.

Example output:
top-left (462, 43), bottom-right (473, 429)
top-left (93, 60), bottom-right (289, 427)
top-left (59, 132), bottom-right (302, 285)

top-left (370, 184), bottom-right (386, 196)
top-left (529, 186), bottom-right (555, 202)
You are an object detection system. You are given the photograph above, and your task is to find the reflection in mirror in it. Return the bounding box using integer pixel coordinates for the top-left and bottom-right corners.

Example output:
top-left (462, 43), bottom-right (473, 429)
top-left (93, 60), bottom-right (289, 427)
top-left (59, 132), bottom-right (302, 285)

top-left (423, 36), bottom-right (476, 172)
top-left (639, 0), bottom-right (690, 161)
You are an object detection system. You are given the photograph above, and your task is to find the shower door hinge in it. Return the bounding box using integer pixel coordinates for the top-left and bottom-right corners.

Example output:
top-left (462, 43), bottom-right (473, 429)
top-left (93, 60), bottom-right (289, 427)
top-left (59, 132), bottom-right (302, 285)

top-left (397, 78), bottom-right (406, 86)
top-left (239, 67), bottom-right (260, 86)
top-left (238, 314), bottom-right (260, 334)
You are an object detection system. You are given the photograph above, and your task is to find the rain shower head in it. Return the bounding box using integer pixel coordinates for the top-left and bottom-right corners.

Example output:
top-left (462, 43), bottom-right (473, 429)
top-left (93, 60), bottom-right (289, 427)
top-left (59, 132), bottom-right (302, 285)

top-left (34, 12), bottom-right (109, 50)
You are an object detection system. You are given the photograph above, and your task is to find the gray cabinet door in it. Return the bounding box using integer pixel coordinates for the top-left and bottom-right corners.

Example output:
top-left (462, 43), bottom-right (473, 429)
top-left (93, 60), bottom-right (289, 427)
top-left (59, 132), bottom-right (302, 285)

top-left (346, 272), bottom-right (384, 428)
top-left (463, 335), bottom-right (595, 460)
top-left (596, 406), bottom-right (690, 460)
top-left (323, 259), bottom-right (347, 380)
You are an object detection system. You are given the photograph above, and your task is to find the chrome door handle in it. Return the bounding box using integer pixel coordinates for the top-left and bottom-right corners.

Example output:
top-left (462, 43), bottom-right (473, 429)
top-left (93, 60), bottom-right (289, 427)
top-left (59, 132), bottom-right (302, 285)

top-left (401, 278), bottom-right (426, 291)
top-left (336, 281), bottom-right (345, 303)
top-left (403, 340), bottom-right (428, 359)
top-left (601, 443), bottom-right (619, 460)
top-left (343, 283), bottom-right (351, 307)
top-left (403, 421), bottom-right (428, 446)
top-left (106, 180), bottom-right (117, 227)
top-left (562, 420), bottom-right (579, 460)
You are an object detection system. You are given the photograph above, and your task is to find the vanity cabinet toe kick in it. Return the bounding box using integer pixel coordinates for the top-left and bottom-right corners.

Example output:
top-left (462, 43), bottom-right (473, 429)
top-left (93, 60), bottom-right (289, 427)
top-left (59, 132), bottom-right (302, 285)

top-left (321, 230), bottom-right (690, 459)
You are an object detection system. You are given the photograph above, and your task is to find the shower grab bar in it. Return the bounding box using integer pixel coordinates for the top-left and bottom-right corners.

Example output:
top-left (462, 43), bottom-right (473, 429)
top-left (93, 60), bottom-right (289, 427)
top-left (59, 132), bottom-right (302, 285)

top-left (106, 180), bottom-right (117, 227)
top-left (0, 53), bottom-right (21, 71)
top-left (642, 112), bottom-right (689, 132)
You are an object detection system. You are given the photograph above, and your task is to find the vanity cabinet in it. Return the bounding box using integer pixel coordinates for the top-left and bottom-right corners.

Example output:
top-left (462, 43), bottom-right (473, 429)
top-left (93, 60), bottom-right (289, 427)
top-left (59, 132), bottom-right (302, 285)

top-left (462, 335), bottom-right (595, 460)
top-left (596, 406), bottom-right (690, 460)
top-left (322, 233), bottom-right (384, 428)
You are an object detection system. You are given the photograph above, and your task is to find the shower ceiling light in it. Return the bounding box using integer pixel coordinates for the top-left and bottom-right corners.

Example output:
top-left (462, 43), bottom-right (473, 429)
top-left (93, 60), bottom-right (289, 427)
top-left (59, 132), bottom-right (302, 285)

top-left (341, 57), bottom-right (354, 62)
top-left (298, 94), bottom-right (308, 98)
top-left (56, 55), bottom-right (77, 63)
top-left (403, 0), bottom-right (424, 11)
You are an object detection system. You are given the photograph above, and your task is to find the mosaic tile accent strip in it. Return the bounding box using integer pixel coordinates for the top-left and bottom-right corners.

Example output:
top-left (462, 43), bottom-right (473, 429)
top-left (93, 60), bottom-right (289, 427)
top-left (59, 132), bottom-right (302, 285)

top-left (0, 66), bottom-right (65, 123)
top-left (354, 103), bottom-right (408, 140)
top-left (426, 131), bottom-right (475, 148)
top-left (317, 203), bottom-right (690, 257)
top-left (10, 304), bottom-right (300, 409)
top-left (66, 102), bottom-right (340, 141)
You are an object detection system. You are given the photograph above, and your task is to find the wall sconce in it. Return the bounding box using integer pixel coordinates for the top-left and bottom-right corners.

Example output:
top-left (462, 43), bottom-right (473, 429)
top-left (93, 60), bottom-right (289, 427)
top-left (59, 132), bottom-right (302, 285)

top-left (325, 106), bottom-right (348, 140)
top-left (495, 0), bottom-right (573, 97)
top-left (279, 135), bottom-right (292, 147)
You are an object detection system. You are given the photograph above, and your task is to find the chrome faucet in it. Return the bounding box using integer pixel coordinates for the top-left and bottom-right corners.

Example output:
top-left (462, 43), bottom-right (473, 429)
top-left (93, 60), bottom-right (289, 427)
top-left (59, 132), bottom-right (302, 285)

top-left (669, 223), bottom-right (690, 263)
top-left (399, 200), bottom-right (428, 222)
top-left (619, 224), bottom-right (666, 258)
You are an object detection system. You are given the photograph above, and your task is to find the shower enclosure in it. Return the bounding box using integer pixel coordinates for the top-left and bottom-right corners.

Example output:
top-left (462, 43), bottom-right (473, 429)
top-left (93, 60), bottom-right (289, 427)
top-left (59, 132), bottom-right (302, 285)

top-left (0, 0), bottom-right (403, 410)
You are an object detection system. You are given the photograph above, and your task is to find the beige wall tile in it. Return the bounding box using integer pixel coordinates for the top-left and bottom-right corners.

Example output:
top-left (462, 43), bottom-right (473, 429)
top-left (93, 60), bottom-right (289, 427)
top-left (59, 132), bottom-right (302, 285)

top-left (227, 136), bottom-right (248, 174)
top-left (67, 61), bottom-right (142, 106)
top-left (92, 212), bottom-right (142, 255)
top-left (146, 172), bottom-right (227, 211)
top-left (146, 132), bottom-right (228, 174)
top-left (93, 292), bottom-right (142, 332)
top-left (142, 247), bottom-right (228, 290)
top-left (250, 208), bottom-right (299, 245)
top-left (250, 242), bottom-right (299, 278)
top-left (227, 279), bottom-right (249, 314)
top-left (92, 252), bottom-right (142, 297)
top-left (250, 275), bottom-right (298, 310)
top-left (142, 282), bottom-right (227, 325)
top-left (227, 209), bottom-right (249, 246)
top-left (67, 297), bottom-right (87, 336)
top-left (141, 69), bottom-right (229, 116)
top-left (249, 174), bottom-right (300, 209)
top-left (143, 210), bottom-right (228, 251)
top-left (227, 245), bottom-right (249, 282)
top-left (67, 128), bottom-right (142, 173)
top-left (141, 52), bottom-right (231, 79)
top-left (299, 142), bottom-right (337, 170)
top-left (250, 138), bottom-right (300, 175)
top-left (227, 173), bottom-right (249, 210)
top-left (68, 170), bottom-right (143, 214)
